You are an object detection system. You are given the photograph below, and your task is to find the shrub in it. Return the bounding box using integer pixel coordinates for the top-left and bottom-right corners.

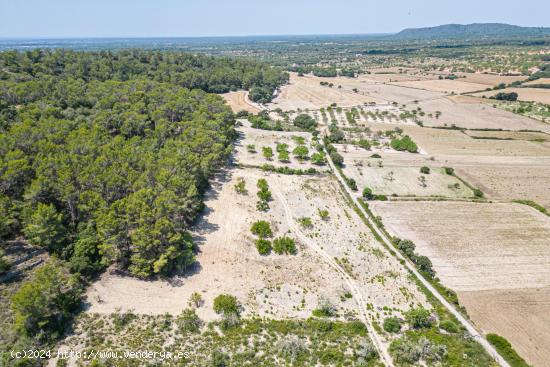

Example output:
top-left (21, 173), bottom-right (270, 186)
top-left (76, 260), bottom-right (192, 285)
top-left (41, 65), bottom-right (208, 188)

top-left (413, 255), bottom-right (435, 277)
top-left (355, 339), bottom-right (378, 364)
top-left (210, 351), bottom-right (230, 367)
top-left (234, 177), bottom-right (247, 194)
top-left (276, 143), bottom-right (289, 152)
top-left (297, 217), bottom-right (313, 228)
top-left (312, 296), bottom-right (336, 317)
top-left (362, 187), bottom-right (374, 200)
top-left (345, 177), bottom-right (358, 191)
top-left (443, 167), bottom-right (454, 175)
top-left (311, 152), bottom-right (326, 165)
top-left (487, 334), bottom-right (530, 367)
top-left (405, 307), bottom-right (433, 329)
top-left (0, 249), bottom-right (9, 275)
top-left (439, 319), bottom-right (459, 334)
top-left (278, 150), bottom-right (290, 162)
top-left (213, 294), bottom-right (240, 316)
top-left (293, 114), bottom-right (317, 131)
top-left (357, 139), bottom-right (371, 150)
top-left (329, 151), bottom-right (344, 167)
top-left (292, 145), bottom-right (309, 160)
top-left (390, 135), bottom-right (418, 153)
top-left (256, 200), bottom-right (270, 212)
top-left (371, 153), bottom-right (382, 158)
top-left (176, 308), bottom-right (203, 333)
top-left (318, 209), bottom-right (330, 220)
top-left (189, 292), bottom-right (204, 308)
top-left (273, 236), bottom-right (297, 255)
top-left (493, 92), bottom-right (518, 101)
top-left (246, 144), bottom-right (256, 153)
top-left (420, 166), bottom-right (430, 174)
top-left (256, 239), bottom-right (272, 255)
top-left (262, 146), bottom-right (274, 160)
top-left (11, 261), bottom-right (82, 339)
top-left (257, 188), bottom-right (272, 202)
top-left (251, 221), bottom-right (273, 238)
top-left (383, 317), bottom-right (402, 333)
top-left (276, 335), bottom-right (306, 363)
top-left (473, 188), bottom-right (484, 198)
top-left (395, 238), bottom-right (416, 258)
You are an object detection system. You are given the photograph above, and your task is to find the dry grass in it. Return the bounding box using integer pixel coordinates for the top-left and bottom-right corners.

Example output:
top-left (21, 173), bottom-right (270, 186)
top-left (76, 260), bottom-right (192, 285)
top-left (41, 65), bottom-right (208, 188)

top-left (390, 79), bottom-right (488, 94)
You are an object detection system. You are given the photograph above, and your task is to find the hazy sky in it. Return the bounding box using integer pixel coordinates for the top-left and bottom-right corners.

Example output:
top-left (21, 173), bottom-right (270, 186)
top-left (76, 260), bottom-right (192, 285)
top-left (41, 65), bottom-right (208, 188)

top-left (1, 0), bottom-right (549, 38)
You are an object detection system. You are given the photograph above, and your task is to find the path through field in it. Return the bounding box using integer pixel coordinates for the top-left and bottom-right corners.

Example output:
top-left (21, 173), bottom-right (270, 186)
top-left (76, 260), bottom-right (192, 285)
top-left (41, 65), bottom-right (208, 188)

top-left (273, 188), bottom-right (395, 367)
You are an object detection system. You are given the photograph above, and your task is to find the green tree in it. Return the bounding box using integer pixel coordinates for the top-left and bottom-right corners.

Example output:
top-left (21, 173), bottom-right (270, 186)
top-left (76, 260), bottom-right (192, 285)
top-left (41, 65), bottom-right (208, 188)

top-left (23, 203), bottom-right (67, 254)
top-left (213, 294), bottom-right (241, 316)
top-left (293, 114), bottom-right (317, 131)
top-left (383, 317), bottom-right (402, 333)
top-left (273, 236), bottom-right (297, 255)
top-left (405, 308), bottom-right (433, 329)
top-left (292, 145), bottom-right (309, 160)
top-left (251, 221), bottom-right (273, 239)
top-left (256, 239), bottom-right (272, 255)
top-left (11, 261), bottom-right (82, 339)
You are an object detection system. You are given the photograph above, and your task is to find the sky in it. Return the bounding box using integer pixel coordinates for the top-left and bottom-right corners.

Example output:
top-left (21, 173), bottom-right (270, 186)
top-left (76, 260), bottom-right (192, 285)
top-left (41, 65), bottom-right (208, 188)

top-left (1, 0), bottom-right (549, 38)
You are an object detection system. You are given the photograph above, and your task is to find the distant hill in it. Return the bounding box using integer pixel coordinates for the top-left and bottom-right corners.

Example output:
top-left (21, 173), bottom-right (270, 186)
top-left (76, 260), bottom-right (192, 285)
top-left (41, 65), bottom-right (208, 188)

top-left (394, 23), bottom-right (550, 40)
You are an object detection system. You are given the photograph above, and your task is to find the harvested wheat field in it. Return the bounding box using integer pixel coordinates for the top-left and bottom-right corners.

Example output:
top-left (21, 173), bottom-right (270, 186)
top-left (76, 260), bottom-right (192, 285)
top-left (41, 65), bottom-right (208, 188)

top-left (524, 78), bottom-right (550, 86)
top-left (472, 87), bottom-right (550, 104)
top-left (454, 162), bottom-right (550, 209)
top-left (221, 90), bottom-right (262, 113)
top-left (456, 72), bottom-right (526, 86)
top-left (370, 200), bottom-right (550, 366)
top-left (417, 95), bottom-right (550, 133)
top-left (390, 79), bottom-right (488, 94)
top-left (269, 73), bottom-right (382, 110)
top-left (464, 129), bottom-right (550, 141)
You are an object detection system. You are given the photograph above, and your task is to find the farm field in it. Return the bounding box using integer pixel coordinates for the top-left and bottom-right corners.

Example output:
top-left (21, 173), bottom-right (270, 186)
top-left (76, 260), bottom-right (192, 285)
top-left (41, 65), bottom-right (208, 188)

top-left (455, 72), bottom-right (526, 86)
top-left (524, 77), bottom-right (550, 85)
top-left (464, 129), bottom-right (550, 141)
top-left (337, 146), bottom-right (473, 198)
top-left (389, 79), bottom-right (488, 94)
top-left (370, 201), bottom-right (550, 366)
top-left (472, 87), bottom-right (550, 104)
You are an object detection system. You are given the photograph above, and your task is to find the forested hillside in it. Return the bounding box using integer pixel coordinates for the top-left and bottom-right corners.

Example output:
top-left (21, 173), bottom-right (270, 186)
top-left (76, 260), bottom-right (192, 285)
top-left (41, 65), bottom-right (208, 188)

top-left (0, 50), bottom-right (288, 279)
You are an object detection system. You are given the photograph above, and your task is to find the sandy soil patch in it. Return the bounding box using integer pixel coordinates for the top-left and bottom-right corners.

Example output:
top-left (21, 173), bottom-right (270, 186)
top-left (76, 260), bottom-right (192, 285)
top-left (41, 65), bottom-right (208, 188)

top-left (221, 91), bottom-right (261, 114)
top-left (472, 87), bottom-right (550, 104)
top-left (390, 79), bottom-right (488, 94)
top-left (460, 287), bottom-right (550, 367)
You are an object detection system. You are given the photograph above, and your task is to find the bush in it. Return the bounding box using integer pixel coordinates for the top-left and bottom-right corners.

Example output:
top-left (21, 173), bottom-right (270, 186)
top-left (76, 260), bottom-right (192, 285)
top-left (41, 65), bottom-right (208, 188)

top-left (345, 177), bottom-right (358, 191)
top-left (250, 221), bottom-right (273, 238)
top-left (176, 308), bottom-right (203, 333)
top-left (395, 238), bottom-right (416, 258)
top-left (357, 139), bottom-right (371, 150)
top-left (443, 167), bottom-right (454, 175)
top-left (362, 187), bottom-right (374, 200)
top-left (493, 92), bottom-right (518, 101)
top-left (413, 255), bottom-right (435, 277)
top-left (318, 209), bottom-right (330, 220)
top-left (383, 317), bottom-right (402, 333)
top-left (262, 146), bottom-right (274, 160)
top-left (439, 319), bottom-right (459, 334)
top-left (371, 153), bottom-right (382, 158)
top-left (11, 261), bottom-right (82, 339)
top-left (255, 239), bottom-right (272, 255)
top-left (311, 152), bottom-right (326, 165)
top-left (234, 177), bottom-right (247, 194)
top-left (273, 236), bottom-right (297, 255)
top-left (293, 114), bottom-right (317, 131)
top-left (278, 150), bottom-right (290, 162)
top-left (473, 188), bottom-right (484, 198)
top-left (420, 166), bottom-right (430, 174)
top-left (213, 294), bottom-right (240, 316)
top-left (405, 308), bottom-right (433, 329)
top-left (0, 249), bottom-right (9, 275)
top-left (312, 296), bottom-right (336, 317)
top-left (390, 135), bottom-right (418, 153)
top-left (292, 145), bottom-right (309, 160)
top-left (329, 151), bottom-right (344, 167)
top-left (297, 217), bottom-right (313, 228)
top-left (487, 334), bottom-right (530, 367)
top-left (210, 351), bottom-right (230, 367)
